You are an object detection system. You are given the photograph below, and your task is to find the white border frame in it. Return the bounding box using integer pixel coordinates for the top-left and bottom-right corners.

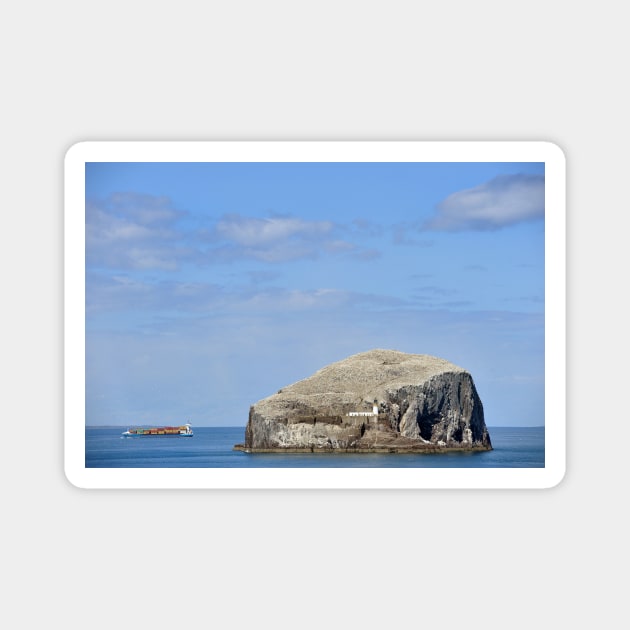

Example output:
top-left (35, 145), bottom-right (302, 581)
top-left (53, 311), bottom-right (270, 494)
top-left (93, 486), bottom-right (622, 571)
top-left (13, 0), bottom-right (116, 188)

top-left (65, 141), bottom-right (565, 489)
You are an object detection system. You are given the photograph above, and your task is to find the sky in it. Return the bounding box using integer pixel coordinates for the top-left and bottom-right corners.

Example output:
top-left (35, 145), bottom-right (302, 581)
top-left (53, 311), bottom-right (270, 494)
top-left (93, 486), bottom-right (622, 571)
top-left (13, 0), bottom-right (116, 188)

top-left (85, 161), bottom-right (545, 427)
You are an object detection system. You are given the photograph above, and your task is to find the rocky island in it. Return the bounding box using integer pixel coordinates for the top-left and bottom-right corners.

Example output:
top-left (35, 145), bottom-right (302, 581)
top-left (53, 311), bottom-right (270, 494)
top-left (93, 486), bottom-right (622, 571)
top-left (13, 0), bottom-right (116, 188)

top-left (234, 349), bottom-right (492, 454)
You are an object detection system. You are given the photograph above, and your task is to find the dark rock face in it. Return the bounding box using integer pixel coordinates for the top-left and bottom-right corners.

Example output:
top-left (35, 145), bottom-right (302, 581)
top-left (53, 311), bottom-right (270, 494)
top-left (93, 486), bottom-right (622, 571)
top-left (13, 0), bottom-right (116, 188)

top-left (235, 349), bottom-right (492, 453)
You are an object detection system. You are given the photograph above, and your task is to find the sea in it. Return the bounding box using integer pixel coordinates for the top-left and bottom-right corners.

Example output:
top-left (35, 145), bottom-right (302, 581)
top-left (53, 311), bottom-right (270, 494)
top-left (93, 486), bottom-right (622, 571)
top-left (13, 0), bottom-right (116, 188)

top-left (85, 426), bottom-right (544, 468)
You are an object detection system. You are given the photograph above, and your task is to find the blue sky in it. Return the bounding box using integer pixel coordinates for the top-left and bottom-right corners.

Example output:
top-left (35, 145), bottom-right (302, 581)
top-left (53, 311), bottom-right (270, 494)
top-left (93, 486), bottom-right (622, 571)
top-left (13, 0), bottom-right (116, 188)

top-left (85, 161), bottom-right (545, 427)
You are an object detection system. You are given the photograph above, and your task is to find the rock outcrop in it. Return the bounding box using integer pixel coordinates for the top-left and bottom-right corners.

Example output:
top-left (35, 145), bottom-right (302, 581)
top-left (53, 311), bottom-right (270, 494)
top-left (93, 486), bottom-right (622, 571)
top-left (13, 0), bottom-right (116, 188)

top-left (235, 349), bottom-right (492, 453)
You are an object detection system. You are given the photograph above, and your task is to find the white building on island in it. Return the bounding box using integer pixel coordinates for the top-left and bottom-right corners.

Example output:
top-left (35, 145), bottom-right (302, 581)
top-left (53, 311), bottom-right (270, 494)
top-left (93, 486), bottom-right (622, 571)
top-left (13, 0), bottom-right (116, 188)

top-left (347, 400), bottom-right (379, 417)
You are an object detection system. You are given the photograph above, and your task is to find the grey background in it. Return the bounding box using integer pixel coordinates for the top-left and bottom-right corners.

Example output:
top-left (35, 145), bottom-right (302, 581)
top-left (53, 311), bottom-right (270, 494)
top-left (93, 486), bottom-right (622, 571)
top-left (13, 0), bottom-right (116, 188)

top-left (2, 1), bottom-right (624, 629)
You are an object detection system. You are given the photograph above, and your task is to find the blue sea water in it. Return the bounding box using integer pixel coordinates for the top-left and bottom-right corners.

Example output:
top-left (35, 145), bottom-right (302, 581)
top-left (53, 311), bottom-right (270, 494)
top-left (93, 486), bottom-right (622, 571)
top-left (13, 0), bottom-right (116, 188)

top-left (85, 426), bottom-right (544, 468)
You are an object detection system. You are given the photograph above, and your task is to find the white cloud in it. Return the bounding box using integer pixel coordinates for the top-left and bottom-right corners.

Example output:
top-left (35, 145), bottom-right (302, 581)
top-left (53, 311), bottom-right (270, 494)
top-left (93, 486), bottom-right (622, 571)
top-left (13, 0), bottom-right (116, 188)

top-left (86, 273), bottom-right (396, 320)
top-left (107, 192), bottom-right (183, 225)
top-left (424, 174), bottom-right (544, 231)
top-left (244, 287), bottom-right (372, 312)
top-left (87, 198), bottom-right (382, 269)
top-left (86, 193), bottom-right (188, 270)
top-left (214, 214), bottom-right (333, 247)
top-left (204, 213), bottom-right (373, 263)
top-left (86, 273), bottom-right (229, 315)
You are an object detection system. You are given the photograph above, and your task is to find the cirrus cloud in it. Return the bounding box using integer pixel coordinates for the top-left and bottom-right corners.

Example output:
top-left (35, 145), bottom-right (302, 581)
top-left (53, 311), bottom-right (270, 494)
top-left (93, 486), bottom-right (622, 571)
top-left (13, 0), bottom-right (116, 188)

top-left (86, 193), bottom-right (189, 270)
top-left (214, 214), bottom-right (333, 247)
top-left (201, 213), bottom-right (374, 263)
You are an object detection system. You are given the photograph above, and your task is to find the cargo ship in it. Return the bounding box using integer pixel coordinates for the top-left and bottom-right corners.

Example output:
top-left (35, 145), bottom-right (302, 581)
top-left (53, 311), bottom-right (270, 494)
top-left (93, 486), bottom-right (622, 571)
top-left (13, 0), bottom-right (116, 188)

top-left (122, 423), bottom-right (193, 437)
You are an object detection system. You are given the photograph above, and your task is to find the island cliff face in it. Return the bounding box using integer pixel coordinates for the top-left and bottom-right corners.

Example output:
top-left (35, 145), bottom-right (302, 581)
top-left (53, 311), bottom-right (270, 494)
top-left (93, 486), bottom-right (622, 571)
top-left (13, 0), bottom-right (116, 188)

top-left (235, 349), bottom-right (492, 453)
